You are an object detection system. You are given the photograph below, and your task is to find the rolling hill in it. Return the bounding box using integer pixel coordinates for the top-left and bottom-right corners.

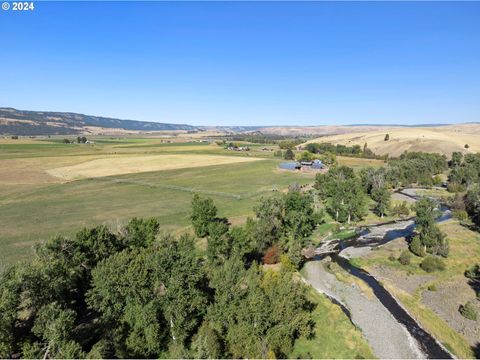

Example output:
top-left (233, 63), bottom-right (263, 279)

top-left (303, 124), bottom-right (480, 157)
top-left (0, 107), bottom-right (199, 135)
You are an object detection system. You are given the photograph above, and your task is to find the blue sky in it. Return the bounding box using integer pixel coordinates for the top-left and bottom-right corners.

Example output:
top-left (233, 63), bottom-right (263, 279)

top-left (1, 1), bottom-right (479, 126)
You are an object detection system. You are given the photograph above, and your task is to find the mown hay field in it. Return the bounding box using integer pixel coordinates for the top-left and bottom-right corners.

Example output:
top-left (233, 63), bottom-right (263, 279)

top-left (46, 154), bottom-right (265, 180)
top-left (0, 138), bottom-right (315, 265)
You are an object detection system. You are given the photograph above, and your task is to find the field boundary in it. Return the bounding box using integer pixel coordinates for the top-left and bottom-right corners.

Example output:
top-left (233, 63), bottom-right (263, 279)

top-left (93, 176), bottom-right (279, 200)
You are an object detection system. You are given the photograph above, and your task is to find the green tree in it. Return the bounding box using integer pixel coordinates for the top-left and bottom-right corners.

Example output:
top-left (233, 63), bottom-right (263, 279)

top-left (123, 217), bottom-right (160, 248)
top-left (316, 166), bottom-right (367, 224)
top-left (413, 198), bottom-right (449, 257)
top-left (208, 262), bottom-right (313, 358)
top-left (31, 302), bottom-right (85, 359)
top-left (207, 221), bottom-right (232, 265)
top-left (465, 185), bottom-right (480, 227)
top-left (191, 194), bottom-right (218, 237)
top-left (191, 321), bottom-right (222, 359)
top-left (371, 187), bottom-right (391, 218)
top-left (296, 151), bottom-right (313, 162)
top-left (450, 151), bottom-right (463, 167)
top-left (278, 140), bottom-right (296, 150)
top-left (284, 148), bottom-right (295, 160)
top-left (0, 267), bottom-right (22, 358)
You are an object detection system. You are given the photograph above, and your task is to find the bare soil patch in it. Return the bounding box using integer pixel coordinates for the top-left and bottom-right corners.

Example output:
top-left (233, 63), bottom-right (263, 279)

top-left (421, 277), bottom-right (480, 347)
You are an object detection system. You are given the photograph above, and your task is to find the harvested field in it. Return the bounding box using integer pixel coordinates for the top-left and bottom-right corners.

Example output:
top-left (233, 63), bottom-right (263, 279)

top-left (46, 154), bottom-right (265, 180)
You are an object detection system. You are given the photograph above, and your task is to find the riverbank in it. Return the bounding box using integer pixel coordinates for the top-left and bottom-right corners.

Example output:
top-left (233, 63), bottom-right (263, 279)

top-left (302, 259), bottom-right (426, 359)
top-left (301, 187), bottom-right (463, 359)
top-left (355, 220), bottom-right (480, 358)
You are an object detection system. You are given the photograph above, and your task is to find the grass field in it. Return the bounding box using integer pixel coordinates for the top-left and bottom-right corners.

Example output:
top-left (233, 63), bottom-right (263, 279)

top-left (46, 154), bottom-right (264, 180)
top-left (290, 289), bottom-right (374, 359)
top-left (0, 138), bottom-right (316, 265)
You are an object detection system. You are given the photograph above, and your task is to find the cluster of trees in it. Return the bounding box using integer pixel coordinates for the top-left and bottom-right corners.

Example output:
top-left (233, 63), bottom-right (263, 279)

top-left (445, 152), bottom-right (480, 228)
top-left (293, 150), bottom-right (337, 165)
top-left (304, 142), bottom-right (385, 160)
top-left (62, 137), bottom-right (88, 144)
top-left (465, 185), bottom-right (480, 227)
top-left (1, 195), bottom-right (319, 359)
top-left (359, 167), bottom-right (392, 218)
top-left (278, 139), bottom-right (307, 150)
top-left (191, 191), bottom-right (322, 269)
top-left (315, 166), bottom-right (367, 223)
top-left (315, 165), bottom-right (394, 223)
top-left (387, 152), bottom-right (447, 186)
top-left (449, 153), bottom-right (480, 191)
top-left (214, 134), bottom-right (310, 146)
top-left (409, 198), bottom-right (449, 258)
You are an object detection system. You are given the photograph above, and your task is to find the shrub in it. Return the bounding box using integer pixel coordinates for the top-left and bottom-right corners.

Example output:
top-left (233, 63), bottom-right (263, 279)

top-left (447, 182), bottom-right (466, 193)
top-left (388, 254), bottom-right (396, 262)
top-left (465, 144), bottom-right (470, 149)
top-left (409, 236), bottom-right (426, 257)
top-left (392, 201), bottom-right (410, 217)
top-left (263, 245), bottom-right (281, 264)
top-left (398, 250), bottom-right (411, 265)
top-left (420, 256), bottom-right (445, 273)
top-left (452, 209), bottom-right (469, 221)
top-left (459, 301), bottom-right (477, 321)
top-left (427, 284), bottom-right (437, 291)
top-left (432, 175), bottom-right (443, 186)
top-left (280, 254), bottom-right (297, 272)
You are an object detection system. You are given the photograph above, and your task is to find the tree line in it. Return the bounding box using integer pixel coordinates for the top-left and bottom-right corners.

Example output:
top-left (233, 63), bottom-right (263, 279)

top-left (304, 142), bottom-right (387, 160)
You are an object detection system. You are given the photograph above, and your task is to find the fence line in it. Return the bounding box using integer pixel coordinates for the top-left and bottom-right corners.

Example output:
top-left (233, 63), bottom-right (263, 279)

top-left (92, 177), bottom-right (279, 200)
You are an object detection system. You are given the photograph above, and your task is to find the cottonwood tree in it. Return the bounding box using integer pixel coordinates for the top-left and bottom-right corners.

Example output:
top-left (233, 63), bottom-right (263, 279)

top-left (191, 194), bottom-right (218, 237)
top-left (316, 166), bottom-right (367, 224)
top-left (411, 197), bottom-right (449, 257)
top-left (371, 186), bottom-right (391, 218)
top-left (1, 199), bottom-right (315, 359)
top-left (284, 148), bottom-right (295, 160)
top-left (465, 185), bottom-right (480, 227)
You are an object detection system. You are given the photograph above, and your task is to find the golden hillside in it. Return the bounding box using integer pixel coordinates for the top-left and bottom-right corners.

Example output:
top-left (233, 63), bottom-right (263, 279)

top-left (303, 124), bottom-right (480, 157)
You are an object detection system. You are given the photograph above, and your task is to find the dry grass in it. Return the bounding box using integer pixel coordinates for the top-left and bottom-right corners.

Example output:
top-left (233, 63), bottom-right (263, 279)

top-left (358, 220), bottom-right (480, 358)
top-left (305, 125), bottom-right (480, 157)
top-left (337, 156), bottom-right (386, 169)
top-left (46, 154), bottom-right (265, 180)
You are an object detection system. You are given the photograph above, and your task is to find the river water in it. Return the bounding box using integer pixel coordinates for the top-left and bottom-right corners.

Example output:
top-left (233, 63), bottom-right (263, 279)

top-left (310, 189), bottom-right (453, 359)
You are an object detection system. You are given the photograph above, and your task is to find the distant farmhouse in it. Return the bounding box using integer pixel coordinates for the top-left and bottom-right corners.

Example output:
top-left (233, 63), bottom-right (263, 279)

top-left (280, 159), bottom-right (325, 172)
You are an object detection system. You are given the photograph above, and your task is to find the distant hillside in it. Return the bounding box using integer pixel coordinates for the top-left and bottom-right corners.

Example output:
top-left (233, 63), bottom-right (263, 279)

top-left (200, 125), bottom-right (266, 133)
top-left (0, 108), bottom-right (198, 135)
top-left (303, 124), bottom-right (480, 157)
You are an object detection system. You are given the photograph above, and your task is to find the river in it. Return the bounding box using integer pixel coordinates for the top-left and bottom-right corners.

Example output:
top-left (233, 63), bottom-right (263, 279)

top-left (302, 189), bottom-right (454, 359)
